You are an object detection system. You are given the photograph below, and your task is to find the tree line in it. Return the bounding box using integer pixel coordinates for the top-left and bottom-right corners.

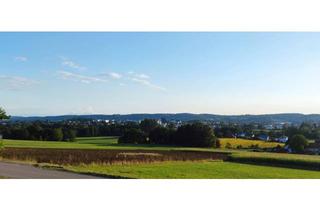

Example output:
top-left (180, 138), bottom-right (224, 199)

top-left (1, 118), bottom-right (220, 147)
top-left (119, 119), bottom-right (220, 148)
top-left (0, 121), bottom-right (139, 142)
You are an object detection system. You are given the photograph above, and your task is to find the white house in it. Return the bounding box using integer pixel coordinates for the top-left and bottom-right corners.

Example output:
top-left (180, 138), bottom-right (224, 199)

top-left (275, 136), bottom-right (288, 143)
top-left (264, 124), bottom-right (273, 130)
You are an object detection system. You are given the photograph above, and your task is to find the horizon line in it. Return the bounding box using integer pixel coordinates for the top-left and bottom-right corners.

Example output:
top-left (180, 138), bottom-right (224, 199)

top-left (10, 112), bottom-right (320, 118)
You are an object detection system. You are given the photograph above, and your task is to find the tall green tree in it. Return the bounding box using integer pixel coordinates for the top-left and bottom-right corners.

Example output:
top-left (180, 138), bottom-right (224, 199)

top-left (0, 107), bottom-right (8, 149)
top-left (118, 128), bottom-right (147, 144)
top-left (287, 134), bottom-right (309, 153)
top-left (140, 119), bottom-right (159, 134)
top-left (63, 129), bottom-right (77, 142)
top-left (46, 128), bottom-right (63, 141)
top-left (0, 107), bottom-right (9, 120)
top-left (175, 122), bottom-right (219, 147)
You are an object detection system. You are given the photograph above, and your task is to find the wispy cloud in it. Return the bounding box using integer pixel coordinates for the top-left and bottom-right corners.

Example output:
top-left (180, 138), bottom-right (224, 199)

top-left (99, 72), bottom-right (123, 80)
top-left (0, 75), bottom-right (37, 90)
top-left (124, 71), bottom-right (166, 91)
top-left (58, 67), bottom-right (166, 91)
top-left (126, 72), bottom-right (150, 79)
top-left (58, 71), bottom-right (108, 84)
top-left (136, 73), bottom-right (150, 79)
top-left (116, 71), bottom-right (166, 91)
top-left (60, 57), bottom-right (86, 71)
top-left (14, 56), bottom-right (28, 62)
top-left (130, 77), bottom-right (166, 91)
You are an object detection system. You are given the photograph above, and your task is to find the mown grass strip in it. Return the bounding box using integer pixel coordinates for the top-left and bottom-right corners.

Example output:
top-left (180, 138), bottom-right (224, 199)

top-left (63, 161), bottom-right (320, 179)
top-left (229, 151), bottom-right (320, 171)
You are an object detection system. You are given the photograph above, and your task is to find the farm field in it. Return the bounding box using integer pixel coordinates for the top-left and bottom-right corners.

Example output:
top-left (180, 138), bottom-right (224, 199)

top-left (3, 136), bottom-right (320, 165)
top-left (3, 136), bottom-right (320, 178)
top-left (219, 138), bottom-right (284, 149)
top-left (64, 161), bottom-right (320, 179)
top-left (2, 137), bottom-right (283, 151)
top-left (1, 147), bottom-right (228, 165)
top-left (1, 137), bottom-right (229, 152)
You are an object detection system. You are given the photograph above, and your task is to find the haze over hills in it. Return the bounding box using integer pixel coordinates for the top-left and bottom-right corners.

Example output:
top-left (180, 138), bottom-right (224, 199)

top-left (9, 113), bottom-right (320, 124)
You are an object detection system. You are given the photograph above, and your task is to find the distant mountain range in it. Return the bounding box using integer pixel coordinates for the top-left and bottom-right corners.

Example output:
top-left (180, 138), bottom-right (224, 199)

top-left (9, 113), bottom-right (320, 124)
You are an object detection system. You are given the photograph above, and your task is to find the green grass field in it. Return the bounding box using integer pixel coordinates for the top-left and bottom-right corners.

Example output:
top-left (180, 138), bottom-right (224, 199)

top-left (229, 150), bottom-right (320, 170)
top-left (2, 137), bottom-right (226, 152)
top-left (231, 151), bottom-right (320, 163)
top-left (2, 137), bottom-right (282, 151)
top-left (64, 161), bottom-right (320, 179)
top-left (2, 137), bottom-right (118, 149)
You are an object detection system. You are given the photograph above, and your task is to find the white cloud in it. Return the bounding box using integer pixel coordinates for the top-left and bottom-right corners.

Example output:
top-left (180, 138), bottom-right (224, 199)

top-left (136, 73), bottom-right (150, 79)
top-left (14, 56), bottom-right (28, 62)
top-left (110, 71), bottom-right (166, 91)
top-left (126, 72), bottom-right (166, 91)
top-left (126, 72), bottom-right (150, 79)
top-left (58, 69), bottom-right (166, 91)
top-left (58, 71), bottom-right (108, 84)
top-left (108, 72), bottom-right (122, 79)
top-left (131, 77), bottom-right (166, 91)
top-left (0, 75), bottom-right (37, 90)
top-left (60, 57), bottom-right (86, 71)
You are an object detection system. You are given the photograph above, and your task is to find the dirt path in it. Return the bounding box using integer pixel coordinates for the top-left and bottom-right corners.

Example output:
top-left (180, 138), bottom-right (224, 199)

top-left (0, 161), bottom-right (101, 179)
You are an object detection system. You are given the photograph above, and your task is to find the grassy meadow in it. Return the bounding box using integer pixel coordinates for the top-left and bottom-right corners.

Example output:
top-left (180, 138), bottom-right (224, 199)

top-left (65, 161), bottom-right (320, 179)
top-left (229, 150), bottom-right (320, 170)
top-left (2, 137), bottom-right (228, 152)
top-left (2, 137), bottom-right (283, 151)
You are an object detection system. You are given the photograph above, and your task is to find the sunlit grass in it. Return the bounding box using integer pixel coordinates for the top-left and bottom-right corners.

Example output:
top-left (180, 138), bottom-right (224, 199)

top-left (65, 161), bottom-right (320, 179)
top-left (219, 138), bottom-right (284, 149)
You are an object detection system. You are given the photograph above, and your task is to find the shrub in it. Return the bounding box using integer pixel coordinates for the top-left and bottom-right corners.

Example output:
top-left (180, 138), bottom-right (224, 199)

top-left (249, 144), bottom-right (260, 149)
top-left (215, 138), bottom-right (221, 148)
top-left (287, 134), bottom-right (309, 153)
top-left (236, 145), bottom-right (243, 149)
top-left (225, 142), bottom-right (232, 149)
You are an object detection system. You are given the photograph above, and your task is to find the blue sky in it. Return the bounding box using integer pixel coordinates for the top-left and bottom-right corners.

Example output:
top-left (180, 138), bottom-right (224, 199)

top-left (1, 32), bottom-right (320, 116)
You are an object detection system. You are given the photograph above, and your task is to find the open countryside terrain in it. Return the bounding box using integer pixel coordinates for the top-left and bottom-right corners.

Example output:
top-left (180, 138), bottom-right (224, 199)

top-left (2, 137), bottom-right (283, 151)
top-left (2, 137), bottom-right (320, 178)
top-left (65, 161), bottom-right (320, 179)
